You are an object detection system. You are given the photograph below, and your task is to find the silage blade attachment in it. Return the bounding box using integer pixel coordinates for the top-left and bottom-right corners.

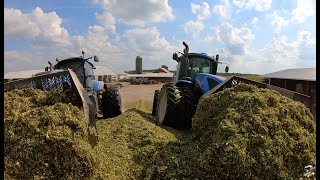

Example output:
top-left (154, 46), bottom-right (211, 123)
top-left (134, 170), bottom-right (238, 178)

top-left (202, 76), bottom-right (312, 109)
top-left (4, 69), bottom-right (98, 146)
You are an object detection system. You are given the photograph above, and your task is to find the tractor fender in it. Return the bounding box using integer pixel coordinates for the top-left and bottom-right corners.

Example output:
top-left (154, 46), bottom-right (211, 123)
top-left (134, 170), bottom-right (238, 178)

top-left (195, 73), bottom-right (226, 94)
top-left (175, 79), bottom-right (193, 87)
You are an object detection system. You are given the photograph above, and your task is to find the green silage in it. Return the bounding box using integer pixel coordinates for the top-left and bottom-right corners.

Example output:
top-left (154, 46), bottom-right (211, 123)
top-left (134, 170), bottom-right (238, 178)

top-left (4, 85), bottom-right (315, 179)
top-left (4, 88), bottom-right (98, 179)
top-left (192, 83), bottom-right (316, 179)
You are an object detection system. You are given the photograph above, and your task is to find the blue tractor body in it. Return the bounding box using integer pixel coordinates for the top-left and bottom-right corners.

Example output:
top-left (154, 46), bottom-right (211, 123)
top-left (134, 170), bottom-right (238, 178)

top-left (176, 72), bottom-right (226, 95)
top-left (194, 73), bottom-right (226, 94)
top-left (174, 51), bottom-right (228, 95)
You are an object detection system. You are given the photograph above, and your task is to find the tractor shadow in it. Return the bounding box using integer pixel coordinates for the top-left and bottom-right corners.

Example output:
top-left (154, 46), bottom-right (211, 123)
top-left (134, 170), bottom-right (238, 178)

top-left (130, 108), bottom-right (193, 134)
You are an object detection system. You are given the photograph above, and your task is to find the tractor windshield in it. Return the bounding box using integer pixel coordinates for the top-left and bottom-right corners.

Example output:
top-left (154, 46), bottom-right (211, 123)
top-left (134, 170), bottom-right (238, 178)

top-left (188, 57), bottom-right (211, 80)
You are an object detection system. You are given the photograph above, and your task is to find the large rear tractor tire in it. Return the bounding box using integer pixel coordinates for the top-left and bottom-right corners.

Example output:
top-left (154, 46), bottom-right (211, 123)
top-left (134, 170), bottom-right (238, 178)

top-left (156, 83), bottom-right (197, 129)
top-left (151, 90), bottom-right (160, 116)
top-left (101, 87), bottom-right (122, 118)
top-left (178, 85), bottom-right (198, 128)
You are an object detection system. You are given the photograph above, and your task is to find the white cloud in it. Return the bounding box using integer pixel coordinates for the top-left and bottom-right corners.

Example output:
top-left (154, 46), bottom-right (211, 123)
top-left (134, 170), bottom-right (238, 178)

top-left (256, 32), bottom-right (315, 72)
top-left (251, 17), bottom-right (258, 26)
top-left (4, 6), bottom-right (180, 73)
top-left (4, 8), bottom-right (40, 38)
top-left (270, 11), bottom-right (289, 33)
top-left (204, 36), bottom-right (214, 43)
top-left (269, 0), bottom-right (315, 33)
top-left (215, 22), bottom-right (254, 55)
top-left (184, 21), bottom-right (204, 36)
top-left (68, 25), bottom-right (125, 67)
top-left (213, 0), bottom-right (231, 19)
top-left (225, 31), bottom-right (315, 74)
top-left (95, 11), bottom-right (116, 33)
top-left (297, 30), bottom-right (315, 45)
top-left (123, 26), bottom-right (179, 69)
top-left (296, 30), bottom-right (315, 62)
top-left (291, 0), bottom-right (314, 24)
top-left (232, 0), bottom-right (272, 11)
top-left (124, 27), bottom-right (172, 52)
top-left (260, 36), bottom-right (299, 65)
top-left (184, 2), bottom-right (211, 37)
top-left (4, 51), bottom-right (47, 73)
top-left (191, 2), bottom-right (211, 20)
top-left (93, 0), bottom-right (174, 26)
top-left (71, 26), bottom-right (179, 71)
top-left (4, 7), bottom-right (70, 47)
top-left (217, 48), bottom-right (231, 57)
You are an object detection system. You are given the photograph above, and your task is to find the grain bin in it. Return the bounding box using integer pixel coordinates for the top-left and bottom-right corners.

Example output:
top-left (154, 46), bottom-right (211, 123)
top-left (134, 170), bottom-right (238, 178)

top-left (136, 56), bottom-right (142, 74)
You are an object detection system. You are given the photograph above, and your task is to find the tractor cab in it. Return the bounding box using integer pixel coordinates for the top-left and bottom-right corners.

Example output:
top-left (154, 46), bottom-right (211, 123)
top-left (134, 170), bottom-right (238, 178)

top-left (52, 52), bottom-right (99, 89)
top-left (186, 53), bottom-right (218, 81)
top-left (173, 47), bottom-right (228, 82)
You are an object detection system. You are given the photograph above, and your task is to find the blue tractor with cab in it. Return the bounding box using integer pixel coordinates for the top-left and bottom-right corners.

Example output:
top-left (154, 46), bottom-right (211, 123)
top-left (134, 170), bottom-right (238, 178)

top-left (152, 42), bottom-right (312, 129)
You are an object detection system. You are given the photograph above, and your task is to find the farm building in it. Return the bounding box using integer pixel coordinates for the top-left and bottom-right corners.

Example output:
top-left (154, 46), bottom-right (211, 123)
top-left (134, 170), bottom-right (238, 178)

top-left (4, 65), bottom-right (121, 83)
top-left (126, 67), bottom-right (174, 82)
top-left (4, 69), bottom-right (44, 82)
top-left (114, 71), bottom-right (128, 80)
top-left (153, 67), bottom-right (171, 73)
top-left (262, 68), bottom-right (316, 118)
top-left (94, 65), bottom-right (119, 82)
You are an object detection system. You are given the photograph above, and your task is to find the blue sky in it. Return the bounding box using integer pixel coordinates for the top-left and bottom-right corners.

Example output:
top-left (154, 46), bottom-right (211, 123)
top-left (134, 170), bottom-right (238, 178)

top-left (4, 0), bottom-right (316, 74)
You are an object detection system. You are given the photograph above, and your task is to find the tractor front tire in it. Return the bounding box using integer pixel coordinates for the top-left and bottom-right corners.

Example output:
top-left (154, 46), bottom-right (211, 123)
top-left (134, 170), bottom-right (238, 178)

top-left (156, 83), bottom-right (197, 129)
top-left (101, 87), bottom-right (122, 118)
top-left (152, 90), bottom-right (160, 116)
top-left (156, 83), bottom-right (181, 126)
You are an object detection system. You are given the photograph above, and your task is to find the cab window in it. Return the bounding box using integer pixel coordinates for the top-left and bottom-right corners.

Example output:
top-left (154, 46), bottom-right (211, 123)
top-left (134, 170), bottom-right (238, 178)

top-left (188, 57), bottom-right (211, 80)
top-left (84, 62), bottom-right (94, 77)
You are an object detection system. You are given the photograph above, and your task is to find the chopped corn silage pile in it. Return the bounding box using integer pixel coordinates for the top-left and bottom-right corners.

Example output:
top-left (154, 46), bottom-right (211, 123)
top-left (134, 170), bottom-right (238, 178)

top-left (4, 85), bottom-right (316, 179)
top-left (192, 84), bottom-right (316, 179)
top-left (4, 88), bottom-right (98, 179)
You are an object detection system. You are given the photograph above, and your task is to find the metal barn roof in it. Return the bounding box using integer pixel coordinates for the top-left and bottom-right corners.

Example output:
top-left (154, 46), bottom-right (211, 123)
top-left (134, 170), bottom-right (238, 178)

top-left (153, 67), bottom-right (171, 73)
top-left (4, 65), bottom-right (119, 79)
top-left (262, 68), bottom-right (316, 81)
top-left (93, 66), bottom-right (118, 76)
top-left (126, 73), bottom-right (174, 78)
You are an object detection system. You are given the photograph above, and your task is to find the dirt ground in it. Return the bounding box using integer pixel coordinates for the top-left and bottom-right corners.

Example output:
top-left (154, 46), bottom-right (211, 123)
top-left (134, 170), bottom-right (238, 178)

top-left (118, 82), bottom-right (165, 110)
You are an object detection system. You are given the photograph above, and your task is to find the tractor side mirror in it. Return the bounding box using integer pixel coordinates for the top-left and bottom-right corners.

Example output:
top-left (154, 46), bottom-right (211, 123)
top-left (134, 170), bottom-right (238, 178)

top-left (45, 67), bottom-right (49, 71)
top-left (225, 66), bottom-right (229, 73)
top-left (94, 56), bottom-right (99, 62)
top-left (172, 53), bottom-right (178, 62)
top-left (216, 54), bottom-right (219, 61)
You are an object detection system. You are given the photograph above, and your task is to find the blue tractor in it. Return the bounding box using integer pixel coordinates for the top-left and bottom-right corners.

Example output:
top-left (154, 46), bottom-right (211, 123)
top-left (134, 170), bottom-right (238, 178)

top-left (152, 42), bottom-right (312, 129)
top-left (34, 51), bottom-right (123, 119)
top-left (5, 51), bottom-right (123, 145)
top-left (152, 42), bottom-right (228, 128)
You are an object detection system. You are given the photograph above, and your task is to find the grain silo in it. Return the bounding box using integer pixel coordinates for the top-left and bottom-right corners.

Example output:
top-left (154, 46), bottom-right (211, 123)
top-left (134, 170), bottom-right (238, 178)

top-left (136, 56), bottom-right (142, 74)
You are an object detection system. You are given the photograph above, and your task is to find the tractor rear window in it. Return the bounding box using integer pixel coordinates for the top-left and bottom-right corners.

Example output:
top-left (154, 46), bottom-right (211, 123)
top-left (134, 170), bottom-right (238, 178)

top-left (55, 61), bottom-right (84, 79)
top-left (188, 57), bottom-right (211, 80)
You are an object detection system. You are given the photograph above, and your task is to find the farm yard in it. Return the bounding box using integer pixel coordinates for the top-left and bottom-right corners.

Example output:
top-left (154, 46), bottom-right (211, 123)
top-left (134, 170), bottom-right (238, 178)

top-left (116, 82), bottom-right (165, 111)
